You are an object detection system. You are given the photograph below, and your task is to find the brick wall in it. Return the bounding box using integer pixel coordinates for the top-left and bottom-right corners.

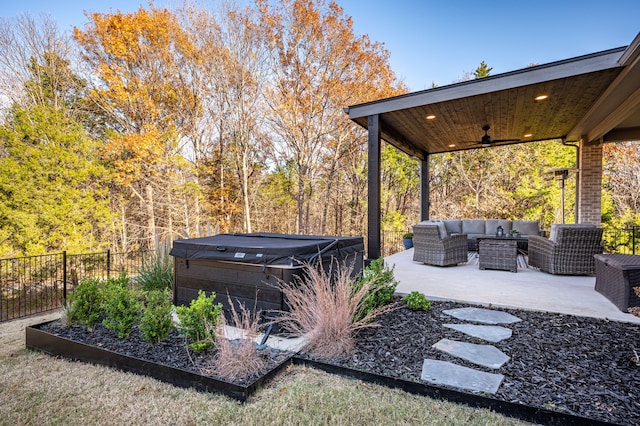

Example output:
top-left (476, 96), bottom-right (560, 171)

top-left (578, 140), bottom-right (602, 225)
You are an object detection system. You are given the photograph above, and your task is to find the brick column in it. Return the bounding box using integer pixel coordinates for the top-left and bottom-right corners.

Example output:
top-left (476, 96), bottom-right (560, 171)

top-left (577, 139), bottom-right (602, 225)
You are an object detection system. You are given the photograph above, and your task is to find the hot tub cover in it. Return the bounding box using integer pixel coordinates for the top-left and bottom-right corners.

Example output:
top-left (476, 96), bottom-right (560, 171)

top-left (169, 233), bottom-right (364, 266)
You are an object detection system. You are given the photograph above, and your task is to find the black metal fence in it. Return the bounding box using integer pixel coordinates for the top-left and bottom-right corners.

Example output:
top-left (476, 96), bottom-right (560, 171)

top-left (381, 230), bottom-right (411, 257)
top-left (601, 225), bottom-right (640, 255)
top-left (0, 250), bottom-right (148, 322)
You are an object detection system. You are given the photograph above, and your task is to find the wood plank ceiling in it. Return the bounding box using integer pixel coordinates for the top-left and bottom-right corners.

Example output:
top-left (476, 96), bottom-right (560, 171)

top-left (348, 47), bottom-right (633, 159)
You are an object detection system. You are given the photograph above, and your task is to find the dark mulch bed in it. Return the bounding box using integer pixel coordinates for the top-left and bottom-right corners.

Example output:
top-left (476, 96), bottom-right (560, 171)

top-left (38, 321), bottom-right (290, 386)
top-left (299, 299), bottom-right (640, 425)
top-left (36, 300), bottom-right (640, 425)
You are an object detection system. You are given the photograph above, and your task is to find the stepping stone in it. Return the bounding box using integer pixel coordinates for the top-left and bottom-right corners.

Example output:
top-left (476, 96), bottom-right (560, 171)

top-left (443, 307), bottom-right (521, 325)
top-left (432, 338), bottom-right (510, 369)
top-left (443, 323), bottom-right (512, 342)
top-left (421, 359), bottom-right (504, 394)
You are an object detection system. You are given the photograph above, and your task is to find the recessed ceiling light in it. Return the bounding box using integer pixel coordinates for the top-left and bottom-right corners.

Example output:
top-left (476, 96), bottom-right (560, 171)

top-left (448, 144), bottom-right (456, 148)
top-left (524, 133), bottom-right (533, 138)
top-left (535, 95), bottom-right (548, 101)
top-left (426, 114), bottom-right (436, 120)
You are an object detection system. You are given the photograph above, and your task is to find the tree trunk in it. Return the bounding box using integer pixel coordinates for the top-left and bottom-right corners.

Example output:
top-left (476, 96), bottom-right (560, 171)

top-left (145, 183), bottom-right (156, 249)
top-left (296, 172), bottom-right (305, 234)
top-left (242, 155), bottom-right (252, 233)
top-left (120, 204), bottom-right (127, 253)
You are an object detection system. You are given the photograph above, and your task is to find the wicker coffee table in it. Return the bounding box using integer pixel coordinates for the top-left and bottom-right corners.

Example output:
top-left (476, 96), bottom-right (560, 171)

top-left (475, 235), bottom-right (529, 254)
top-left (478, 238), bottom-right (518, 273)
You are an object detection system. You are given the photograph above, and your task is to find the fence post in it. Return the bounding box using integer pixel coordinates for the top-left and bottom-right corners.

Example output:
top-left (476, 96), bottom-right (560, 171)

top-left (62, 251), bottom-right (67, 305)
top-left (107, 249), bottom-right (111, 278)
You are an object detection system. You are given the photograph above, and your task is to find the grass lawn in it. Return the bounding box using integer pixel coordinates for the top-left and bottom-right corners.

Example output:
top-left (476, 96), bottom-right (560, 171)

top-left (0, 313), bottom-right (528, 425)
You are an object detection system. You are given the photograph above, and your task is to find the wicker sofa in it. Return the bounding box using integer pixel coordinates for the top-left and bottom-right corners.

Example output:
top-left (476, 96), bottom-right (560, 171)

top-left (412, 223), bottom-right (468, 266)
top-left (437, 219), bottom-right (542, 251)
top-left (528, 224), bottom-right (604, 275)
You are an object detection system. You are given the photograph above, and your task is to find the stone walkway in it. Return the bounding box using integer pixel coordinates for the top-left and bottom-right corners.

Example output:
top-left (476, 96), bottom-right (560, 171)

top-left (420, 307), bottom-right (521, 395)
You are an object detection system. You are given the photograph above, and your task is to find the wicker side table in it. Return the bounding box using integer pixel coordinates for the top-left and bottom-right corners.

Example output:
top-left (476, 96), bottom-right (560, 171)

top-left (479, 239), bottom-right (517, 273)
top-left (594, 254), bottom-right (640, 312)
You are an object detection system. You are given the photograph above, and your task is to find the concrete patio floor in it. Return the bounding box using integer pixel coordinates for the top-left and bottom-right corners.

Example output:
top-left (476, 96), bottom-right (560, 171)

top-left (387, 248), bottom-right (640, 324)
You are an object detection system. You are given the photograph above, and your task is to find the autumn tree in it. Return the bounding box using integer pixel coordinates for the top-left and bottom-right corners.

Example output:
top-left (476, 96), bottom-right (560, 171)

top-left (257, 0), bottom-right (404, 234)
top-left (74, 7), bottom-right (202, 249)
top-left (603, 142), bottom-right (640, 225)
top-left (0, 15), bottom-right (72, 110)
top-left (181, 3), bottom-right (271, 233)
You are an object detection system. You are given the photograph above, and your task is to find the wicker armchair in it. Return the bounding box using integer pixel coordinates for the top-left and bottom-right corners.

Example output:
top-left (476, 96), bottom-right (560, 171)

top-left (528, 225), bottom-right (603, 275)
top-left (412, 223), bottom-right (468, 266)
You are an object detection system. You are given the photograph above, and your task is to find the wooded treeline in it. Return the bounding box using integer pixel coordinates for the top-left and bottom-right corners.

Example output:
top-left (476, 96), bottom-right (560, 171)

top-left (0, 0), bottom-right (638, 258)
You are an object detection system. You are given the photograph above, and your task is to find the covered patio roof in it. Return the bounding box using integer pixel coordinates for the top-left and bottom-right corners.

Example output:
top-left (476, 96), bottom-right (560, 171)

top-left (347, 33), bottom-right (640, 159)
top-left (347, 33), bottom-right (640, 259)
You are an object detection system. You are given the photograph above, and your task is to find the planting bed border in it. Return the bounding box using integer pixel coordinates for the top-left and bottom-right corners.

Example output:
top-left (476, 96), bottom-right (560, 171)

top-left (25, 321), bottom-right (293, 402)
top-left (292, 358), bottom-right (621, 426)
top-left (25, 321), bottom-right (623, 425)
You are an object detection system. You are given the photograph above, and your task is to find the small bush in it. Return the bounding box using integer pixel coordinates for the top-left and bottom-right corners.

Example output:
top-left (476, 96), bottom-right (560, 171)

top-left (101, 275), bottom-right (141, 338)
top-left (276, 261), bottom-right (396, 358)
top-left (175, 290), bottom-right (223, 352)
top-left (402, 291), bottom-right (431, 311)
top-left (68, 278), bottom-right (103, 329)
top-left (353, 258), bottom-right (398, 321)
top-left (139, 289), bottom-right (174, 344)
top-left (136, 249), bottom-right (173, 292)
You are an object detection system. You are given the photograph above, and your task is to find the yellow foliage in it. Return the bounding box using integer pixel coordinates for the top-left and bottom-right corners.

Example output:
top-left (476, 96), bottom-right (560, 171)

top-left (103, 129), bottom-right (165, 185)
top-left (75, 6), bottom-right (199, 188)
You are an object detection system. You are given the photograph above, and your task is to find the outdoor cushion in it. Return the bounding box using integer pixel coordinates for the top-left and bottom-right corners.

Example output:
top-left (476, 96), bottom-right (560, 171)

top-left (417, 220), bottom-right (448, 239)
top-left (549, 223), bottom-right (595, 242)
top-left (462, 219), bottom-right (485, 235)
top-left (434, 222), bottom-right (448, 239)
top-left (485, 219), bottom-right (512, 235)
top-left (443, 219), bottom-right (462, 235)
top-left (512, 220), bottom-right (540, 236)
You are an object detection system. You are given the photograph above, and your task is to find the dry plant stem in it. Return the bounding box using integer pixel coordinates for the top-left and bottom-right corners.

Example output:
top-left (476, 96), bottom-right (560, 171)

top-left (210, 295), bottom-right (265, 380)
top-left (276, 261), bottom-right (398, 359)
top-left (629, 287), bottom-right (640, 317)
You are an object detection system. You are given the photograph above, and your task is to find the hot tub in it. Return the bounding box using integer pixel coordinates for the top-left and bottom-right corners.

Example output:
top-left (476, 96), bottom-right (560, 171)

top-left (169, 233), bottom-right (364, 326)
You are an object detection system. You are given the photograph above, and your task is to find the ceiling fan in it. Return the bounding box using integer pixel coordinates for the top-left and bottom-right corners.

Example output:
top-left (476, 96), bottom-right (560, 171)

top-left (468, 125), bottom-right (520, 147)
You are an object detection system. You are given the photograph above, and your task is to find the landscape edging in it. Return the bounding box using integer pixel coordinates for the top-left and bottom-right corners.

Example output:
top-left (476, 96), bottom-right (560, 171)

top-left (25, 320), bottom-right (293, 402)
top-left (291, 357), bottom-right (621, 426)
top-left (24, 320), bottom-right (623, 425)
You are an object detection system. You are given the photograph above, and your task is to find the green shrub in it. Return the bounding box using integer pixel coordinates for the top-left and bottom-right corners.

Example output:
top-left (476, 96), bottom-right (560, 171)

top-left (353, 258), bottom-right (398, 321)
top-left (101, 275), bottom-right (141, 338)
top-left (139, 289), bottom-right (174, 344)
top-left (403, 291), bottom-right (431, 311)
top-left (68, 278), bottom-right (103, 329)
top-left (136, 249), bottom-right (173, 292)
top-left (175, 290), bottom-right (223, 352)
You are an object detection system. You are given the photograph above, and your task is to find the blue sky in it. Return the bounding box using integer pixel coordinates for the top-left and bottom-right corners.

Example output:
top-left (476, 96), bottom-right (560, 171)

top-left (2, 0), bottom-right (639, 91)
